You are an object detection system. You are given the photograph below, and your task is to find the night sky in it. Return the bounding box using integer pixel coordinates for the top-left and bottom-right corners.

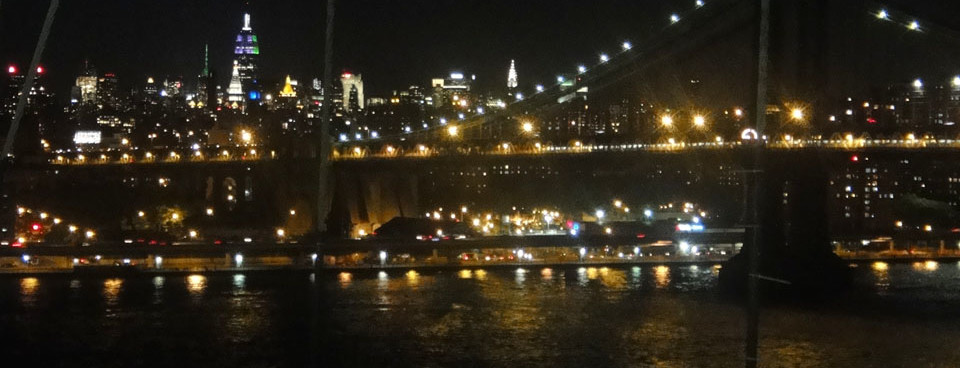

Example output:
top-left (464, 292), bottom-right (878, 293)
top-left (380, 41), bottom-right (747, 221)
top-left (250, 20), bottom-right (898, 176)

top-left (2, 0), bottom-right (959, 103)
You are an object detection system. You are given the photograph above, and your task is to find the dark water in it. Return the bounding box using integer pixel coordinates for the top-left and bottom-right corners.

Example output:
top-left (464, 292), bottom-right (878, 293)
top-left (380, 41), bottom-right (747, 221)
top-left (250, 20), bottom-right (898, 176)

top-left (3, 262), bottom-right (960, 367)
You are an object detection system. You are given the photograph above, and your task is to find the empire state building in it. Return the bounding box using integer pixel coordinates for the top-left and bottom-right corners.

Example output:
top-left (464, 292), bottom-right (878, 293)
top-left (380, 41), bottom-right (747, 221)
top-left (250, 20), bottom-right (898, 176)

top-left (234, 13), bottom-right (260, 101)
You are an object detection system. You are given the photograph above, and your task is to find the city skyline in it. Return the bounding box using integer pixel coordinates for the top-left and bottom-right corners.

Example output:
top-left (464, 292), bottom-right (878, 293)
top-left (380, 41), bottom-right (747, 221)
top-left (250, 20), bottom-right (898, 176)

top-left (3, 0), bottom-right (960, 103)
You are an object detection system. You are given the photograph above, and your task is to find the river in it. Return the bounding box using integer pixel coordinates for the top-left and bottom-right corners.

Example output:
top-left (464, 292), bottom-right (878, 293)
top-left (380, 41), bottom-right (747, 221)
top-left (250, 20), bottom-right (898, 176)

top-left (2, 261), bottom-right (959, 367)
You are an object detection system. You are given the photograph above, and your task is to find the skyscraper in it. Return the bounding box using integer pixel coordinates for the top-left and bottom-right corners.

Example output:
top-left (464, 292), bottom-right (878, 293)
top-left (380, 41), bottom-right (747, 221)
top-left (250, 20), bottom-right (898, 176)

top-left (340, 72), bottom-right (364, 113)
top-left (227, 61), bottom-right (244, 104)
top-left (197, 44), bottom-right (215, 109)
top-left (507, 59), bottom-right (518, 90)
top-left (75, 63), bottom-right (98, 105)
top-left (234, 13), bottom-right (260, 102)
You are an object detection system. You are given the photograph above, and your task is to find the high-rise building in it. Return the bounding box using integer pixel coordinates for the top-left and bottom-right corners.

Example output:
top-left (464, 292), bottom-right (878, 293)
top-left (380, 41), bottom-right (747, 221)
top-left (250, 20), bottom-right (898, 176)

top-left (280, 75), bottom-right (297, 98)
top-left (507, 60), bottom-right (518, 90)
top-left (197, 44), bottom-right (215, 109)
top-left (75, 63), bottom-right (98, 105)
top-left (341, 72), bottom-right (364, 113)
top-left (233, 13), bottom-right (260, 101)
top-left (96, 73), bottom-right (120, 109)
top-left (227, 61), bottom-right (244, 104)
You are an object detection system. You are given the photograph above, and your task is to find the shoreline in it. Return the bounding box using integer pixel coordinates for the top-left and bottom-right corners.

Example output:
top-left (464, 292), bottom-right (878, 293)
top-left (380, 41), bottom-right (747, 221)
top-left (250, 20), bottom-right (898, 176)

top-left (0, 254), bottom-right (956, 276)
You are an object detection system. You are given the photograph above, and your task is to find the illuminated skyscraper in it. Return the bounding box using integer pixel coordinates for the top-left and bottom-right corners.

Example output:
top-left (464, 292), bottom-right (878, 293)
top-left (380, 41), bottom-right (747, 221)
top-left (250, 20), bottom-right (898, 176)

top-left (197, 44), bottom-right (215, 108)
top-left (74, 62), bottom-right (98, 105)
top-left (227, 61), bottom-right (244, 104)
top-left (234, 13), bottom-right (260, 101)
top-left (507, 59), bottom-right (518, 90)
top-left (340, 72), bottom-right (364, 113)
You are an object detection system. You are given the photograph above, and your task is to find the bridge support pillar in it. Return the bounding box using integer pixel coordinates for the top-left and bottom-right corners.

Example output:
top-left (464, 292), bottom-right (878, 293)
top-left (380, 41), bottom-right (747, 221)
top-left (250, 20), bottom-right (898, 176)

top-left (721, 155), bottom-right (850, 295)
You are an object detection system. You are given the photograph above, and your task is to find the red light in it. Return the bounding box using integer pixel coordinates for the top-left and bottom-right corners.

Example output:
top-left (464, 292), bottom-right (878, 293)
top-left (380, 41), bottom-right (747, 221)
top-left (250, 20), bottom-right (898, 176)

top-left (30, 223), bottom-right (41, 232)
top-left (636, 233), bottom-right (646, 239)
top-left (7, 65), bottom-right (16, 74)
top-left (866, 117), bottom-right (877, 124)
top-left (11, 242), bottom-right (22, 248)
top-left (952, 228), bottom-right (960, 233)
top-left (36, 66), bottom-right (44, 74)
top-left (214, 240), bottom-right (222, 245)
top-left (850, 155), bottom-right (859, 162)
top-left (341, 72), bottom-right (352, 78)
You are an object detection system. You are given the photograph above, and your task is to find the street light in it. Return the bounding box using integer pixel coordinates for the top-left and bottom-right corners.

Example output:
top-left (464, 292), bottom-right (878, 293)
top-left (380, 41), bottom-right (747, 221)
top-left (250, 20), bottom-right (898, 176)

top-left (908, 20), bottom-right (919, 31)
top-left (379, 251), bottom-right (387, 266)
top-left (599, 53), bottom-right (609, 63)
top-left (577, 65), bottom-right (587, 74)
top-left (240, 129), bottom-right (252, 144)
top-left (521, 122), bottom-right (534, 133)
top-left (790, 108), bottom-right (804, 121)
top-left (693, 115), bottom-right (706, 127)
top-left (661, 115), bottom-right (674, 127)
top-left (622, 41), bottom-right (632, 51)
top-left (447, 125), bottom-right (459, 137)
top-left (670, 14), bottom-right (680, 23)
top-left (876, 9), bottom-right (888, 19)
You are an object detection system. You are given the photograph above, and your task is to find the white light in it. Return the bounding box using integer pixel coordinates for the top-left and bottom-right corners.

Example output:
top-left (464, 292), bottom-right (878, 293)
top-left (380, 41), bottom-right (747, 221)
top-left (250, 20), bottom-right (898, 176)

top-left (953, 76), bottom-right (960, 87)
top-left (22, 254), bottom-right (30, 263)
top-left (679, 241), bottom-right (690, 253)
top-left (155, 256), bottom-right (163, 268)
top-left (339, 134), bottom-right (348, 142)
top-left (876, 9), bottom-right (888, 19)
top-left (577, 65), bottom-right (587, 74)
top-left (579, 247), bottom-right (587, 257)
top-left (515, 93), bottom-right (523, 100)
top-left (695, 0), bottom-right (704, 7)
top-left (370, 131), bottom-right (379, 139)
top-left (670, 14), bottom-right (680, 23)
top-left (908, 20), bottom-right (919, 31)
top-left (693, 115), bottom-right (705, 127)
top-left (595, 209), bottom-right (605, 219)
top-left (599, 53), bottom-right (609, 63)
top-left (913, 79), bottom-right (923, 88)
top-left (557, 76), bottom-right (565, 83)
top-left (234, 254), bottom-right (243, 266)
top-left (535, 84), bottom-right (544, 92)
top-left (644, 209), bottom-right (654, 218)
top-left (741, 128), bottom-right (759, 140)
top-left (379, 251), bottom-right (387, 264)
top-left (622, 41), bottom-right (632, 50)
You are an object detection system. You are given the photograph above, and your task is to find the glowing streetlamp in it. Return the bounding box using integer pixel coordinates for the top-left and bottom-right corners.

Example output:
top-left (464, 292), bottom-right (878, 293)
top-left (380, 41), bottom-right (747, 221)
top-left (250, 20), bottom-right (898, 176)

top-left (379, 250), bottom-right (387, 266)
top-left (790, 108), bottom-right (804, 121)
top-left (660, 115), bottom-right (674, 127)
top-left (693, 115), bottom-right (706, 127)
top-left (447, 125), bottom-right (459, 137)
top-left (876, 9), bottom-right (888, 19)
top-left (521, 122), bottom-right (534, 133)
top-left (240, 130), bottom-right (253, 144)
top-left (599, 53), bottom-right (609, 63)
top-left (670, 14), bottom-right (680, 23)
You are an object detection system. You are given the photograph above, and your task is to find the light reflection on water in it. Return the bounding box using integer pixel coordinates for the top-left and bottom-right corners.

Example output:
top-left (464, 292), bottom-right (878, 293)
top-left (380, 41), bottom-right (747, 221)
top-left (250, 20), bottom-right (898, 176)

top-left (5, 264), bottom-right (960, 367)
top-left (654, 265), bottom-right (671, 288)
top-left (187, 274), bottom-right (206, 295)
top-left (103, 278), bottom-right (123, 305)
top-left (19, 277), bottom-right (38, 306)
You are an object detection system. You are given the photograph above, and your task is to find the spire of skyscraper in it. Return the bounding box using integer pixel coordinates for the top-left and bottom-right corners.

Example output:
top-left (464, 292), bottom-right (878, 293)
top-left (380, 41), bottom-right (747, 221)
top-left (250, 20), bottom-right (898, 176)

top-left (507, 59), bottom-right (518, 90)
top-left (202, 44), bottom-right (210, 77)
